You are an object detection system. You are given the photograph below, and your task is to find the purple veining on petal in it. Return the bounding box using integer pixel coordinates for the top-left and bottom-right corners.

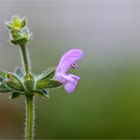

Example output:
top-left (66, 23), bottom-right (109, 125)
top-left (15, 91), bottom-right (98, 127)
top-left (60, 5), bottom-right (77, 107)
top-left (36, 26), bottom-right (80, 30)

top-left (56, 49), bottom-right (84, 73)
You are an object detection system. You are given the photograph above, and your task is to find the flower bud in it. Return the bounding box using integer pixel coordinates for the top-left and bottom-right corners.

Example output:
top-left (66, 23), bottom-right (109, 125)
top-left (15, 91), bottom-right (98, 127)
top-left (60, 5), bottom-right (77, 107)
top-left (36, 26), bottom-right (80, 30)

top-left (4, 73), bottom-right (24, 92)
top-left (6, 16), bottom-right (26, 30)
top-left (5, 15), bottom-right (31, 46)
top-left (36, 69), bottom-right (62, 89)
top-left (24, 73), bottom-right (34, 93)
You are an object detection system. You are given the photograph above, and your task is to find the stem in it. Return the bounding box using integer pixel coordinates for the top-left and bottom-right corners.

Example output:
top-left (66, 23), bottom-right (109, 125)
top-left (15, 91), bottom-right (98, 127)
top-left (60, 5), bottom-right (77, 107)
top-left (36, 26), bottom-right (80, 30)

top-left (20, 44), bottom-right (30, 74)
top-left (25, 95), bottom-right (35, 140)
top-left (19, 43), bottom-right (35, 140)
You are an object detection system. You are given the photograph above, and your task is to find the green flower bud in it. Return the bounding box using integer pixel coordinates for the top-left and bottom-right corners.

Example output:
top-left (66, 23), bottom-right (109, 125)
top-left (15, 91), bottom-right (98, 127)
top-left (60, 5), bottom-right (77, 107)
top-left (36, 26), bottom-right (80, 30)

top-left (6, 16), bottom-right (27, 30)
top-left (4, 73), bottom-right (24, 92)
top-left (10, 30), bottom-right (21, 40)
top-left (23, 31), bottom-right (30, 40)
top-left (6, 23), bottom-right (14, 30)
top-left (5, 15), bottom-right (31, 46)
top-left (24, 73), bottom-right (35, 93)
top-left (36, 69), bottom-right (62, 89)
top-left (10, 31), bottom-right (30, 45)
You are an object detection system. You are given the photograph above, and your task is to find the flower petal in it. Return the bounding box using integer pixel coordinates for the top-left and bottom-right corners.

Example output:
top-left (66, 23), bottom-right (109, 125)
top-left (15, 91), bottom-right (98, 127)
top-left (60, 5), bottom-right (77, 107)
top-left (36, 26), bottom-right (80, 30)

top-left (53, 72), bottom-right (68, 84)
top-left (64, 79), bottom-right (78, 94)
top-left (54, 72), bottom-right (80, 84)
top-left (56, 49), bottom-right (84, 73)
top-left (54, 73), bottom-right (80, 93)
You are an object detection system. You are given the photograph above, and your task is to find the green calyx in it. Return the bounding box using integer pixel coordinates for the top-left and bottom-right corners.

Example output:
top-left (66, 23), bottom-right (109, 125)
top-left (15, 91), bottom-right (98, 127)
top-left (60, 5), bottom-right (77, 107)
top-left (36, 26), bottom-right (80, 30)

top-left (5, 72), bottom-right (25, 92)
top-left (0, 67), bottom-right (62, 99)
top-left (24, 73), bottom-right (35, 93)
top-left (36, 67), bottom-right (62, 89)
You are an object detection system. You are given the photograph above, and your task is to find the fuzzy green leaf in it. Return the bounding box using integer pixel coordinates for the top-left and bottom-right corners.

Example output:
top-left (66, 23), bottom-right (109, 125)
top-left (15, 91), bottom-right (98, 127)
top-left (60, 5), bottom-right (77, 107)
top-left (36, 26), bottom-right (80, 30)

top-left (6, 23), bottom-right (14, 30)
top-left (0, 71), bottom-right (7, 81)
top-left (9, 92), bottom-right (21, 99)
top-left (5, 73), bottom-right (24, 92)
top-left (46, 80), bottom-right (62, 88)
top-left (35, 89), bottom-right (49, 98)
top-left (37, 68), bottom-right (56, 81)
top-left (15, 67), bottom-right (24, 77)
top-left (21, 18), bottom-right (26, 28)
top-left (0, 83), bottom-right (11, 93)
top-left (36, 79), bottom-right (62, 89)
top-left (11, 37), bottom-right (27, 45)
top-left (36, 67), bottom-right (58, 89)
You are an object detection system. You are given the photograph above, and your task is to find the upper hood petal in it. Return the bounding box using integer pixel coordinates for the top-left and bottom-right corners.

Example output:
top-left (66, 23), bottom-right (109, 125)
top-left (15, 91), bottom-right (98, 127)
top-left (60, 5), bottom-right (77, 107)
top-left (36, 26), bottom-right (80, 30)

top-left (56, 49), bottom-right (84, 73)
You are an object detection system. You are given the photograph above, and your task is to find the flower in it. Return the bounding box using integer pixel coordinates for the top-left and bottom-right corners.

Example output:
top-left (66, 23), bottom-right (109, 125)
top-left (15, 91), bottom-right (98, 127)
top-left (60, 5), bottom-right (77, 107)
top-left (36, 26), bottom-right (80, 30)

top-left (54, 49), bottom-right (84, 94)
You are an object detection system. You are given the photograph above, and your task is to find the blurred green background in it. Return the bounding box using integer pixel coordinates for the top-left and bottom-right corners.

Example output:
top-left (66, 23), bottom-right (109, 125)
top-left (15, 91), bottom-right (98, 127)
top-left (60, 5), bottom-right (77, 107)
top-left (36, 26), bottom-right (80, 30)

top-left (0, 0), bottom-right (140, 139)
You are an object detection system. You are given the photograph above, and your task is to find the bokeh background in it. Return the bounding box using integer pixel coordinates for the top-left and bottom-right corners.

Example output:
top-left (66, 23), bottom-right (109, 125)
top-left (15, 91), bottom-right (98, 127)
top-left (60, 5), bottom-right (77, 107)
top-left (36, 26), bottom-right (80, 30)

top-left (0, 0), bottom-right (140, 139)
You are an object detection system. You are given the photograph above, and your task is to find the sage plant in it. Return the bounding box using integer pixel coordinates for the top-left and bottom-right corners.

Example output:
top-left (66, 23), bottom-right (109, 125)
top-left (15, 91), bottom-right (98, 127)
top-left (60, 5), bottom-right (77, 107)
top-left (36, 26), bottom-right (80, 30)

top-left (0, 16), bottom-right (83, 140)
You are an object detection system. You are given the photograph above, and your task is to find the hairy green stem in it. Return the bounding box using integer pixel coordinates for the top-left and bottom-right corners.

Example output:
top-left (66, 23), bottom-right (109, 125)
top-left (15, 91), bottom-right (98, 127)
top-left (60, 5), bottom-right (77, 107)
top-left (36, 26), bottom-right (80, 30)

top-left (20, 44), bottom-right (30, 74)
top-left (25, 95), bottom-right (35, 140)
top-left (20, 44), bottom-right (35, 140)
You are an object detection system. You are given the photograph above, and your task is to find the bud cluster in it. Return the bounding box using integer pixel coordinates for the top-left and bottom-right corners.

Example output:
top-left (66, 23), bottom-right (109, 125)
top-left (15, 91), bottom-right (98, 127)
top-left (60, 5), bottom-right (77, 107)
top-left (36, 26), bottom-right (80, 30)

top-left (5, 16), bottom-right (31, 45)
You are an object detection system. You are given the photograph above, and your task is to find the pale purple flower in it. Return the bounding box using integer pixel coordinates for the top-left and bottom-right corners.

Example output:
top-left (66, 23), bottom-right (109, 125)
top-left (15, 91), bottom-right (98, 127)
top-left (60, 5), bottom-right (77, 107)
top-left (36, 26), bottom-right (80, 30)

top-left (54, 49), bottom-right (84, 94)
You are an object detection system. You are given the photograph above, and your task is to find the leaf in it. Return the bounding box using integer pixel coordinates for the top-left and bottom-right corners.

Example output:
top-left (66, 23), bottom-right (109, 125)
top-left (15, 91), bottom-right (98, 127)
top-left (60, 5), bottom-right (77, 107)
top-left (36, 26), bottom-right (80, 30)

top-left (35, 89), bottom-right (49, 98)
top-left (37, 67), bottom-right (56, 81)
top-left (6, 22), bottom-right (14, 30)
top-left (36, 79), bottom-right (62, 89)
top-left (0, 71), bottom-right (7, 81)
top-left (44, 80), bottom-right (62, 88)
top-left (11, 37), bottom-right (27, 45)
top-left (8, 92), bottom-right (21, 99)
top-left (15, 67), bottom-right (24, 77)
top-left (4, 73), bottom-right (24, 92)
top-left (21, 18), bottom-right (26, 28)
top-left (36, 67), bottom-right (59, 89)
top-left (0, 83), bottom-right (11, 93)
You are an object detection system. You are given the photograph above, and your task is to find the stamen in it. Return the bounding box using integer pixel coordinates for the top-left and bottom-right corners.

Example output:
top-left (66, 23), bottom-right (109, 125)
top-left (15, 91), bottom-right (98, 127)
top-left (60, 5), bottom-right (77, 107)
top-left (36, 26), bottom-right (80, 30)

top-left (71, 64), bottom-right (78, 69)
